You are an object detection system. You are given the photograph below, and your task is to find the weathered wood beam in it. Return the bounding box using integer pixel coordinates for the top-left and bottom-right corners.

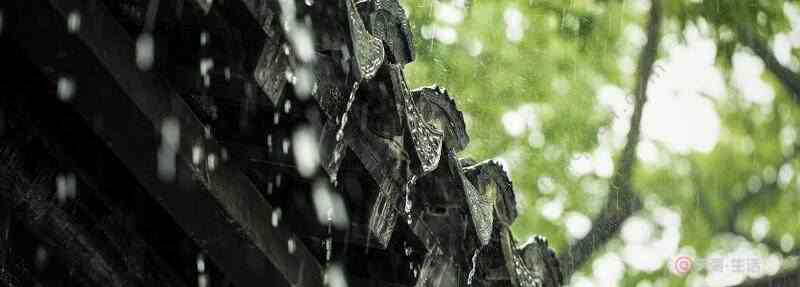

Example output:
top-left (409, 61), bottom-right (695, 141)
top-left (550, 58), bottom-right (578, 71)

top-left (2, 0), bottom-right (323, 286)
top-left (0, 146), bottom-right (137, 287)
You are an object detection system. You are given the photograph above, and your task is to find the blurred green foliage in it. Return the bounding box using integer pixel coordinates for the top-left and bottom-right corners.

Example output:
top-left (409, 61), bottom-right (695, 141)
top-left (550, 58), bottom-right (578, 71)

top-left (401, 0), bottom-right (800, 285)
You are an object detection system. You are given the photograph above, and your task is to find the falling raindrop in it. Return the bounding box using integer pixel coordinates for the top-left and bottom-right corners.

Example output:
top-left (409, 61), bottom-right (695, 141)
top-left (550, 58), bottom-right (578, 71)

top-left (266, 134), bottom-right (273, 152)
top-left (136, 33), bottom-right (155, 71)
top-left (192, 145), bottom-right (204, 165)
top-left (305, 0), bottom-right (314, 6)
top-left (271, 208), bottom-right (282, 227)
top-left (200, 58), bottom-right (214, 77)
top-left (55, 173), bottom-right (77, 203)
top-left (200, 31), bottom-right (209, 46)
top-left (325, 237), bottom-right (333, 261)
top-left (204, 125), bottom-right (212, 139)
top-left (196, 254), bottom-right (206, 273)
top-left (287, 238), bottom-right (296, 254)
top-left (206, 153), bottom-right (217, 171)
top-left (274, 113), bottom-right (280, 125)
top-left (311, 179), bottom-right (350, 229)
top-left (158, 117), bottom-right (180, 181)
top-left (275, 173), bottom-right (282, 187)
top-left (324, 264), bottom-right (347, 287)
top-left (57, 77), bottom-right (75, 102)
top-left (284, 100), bottom-right (292, 114)
top-left (197, 274), bottom-right (208, 287)
top-left (67, 10), bottom-right (81, 33)
top-left (292, 126), bottom-right (320, 178)
top-left (282, 138), bottom-right (291, 154)
top-left (293, 66), bottom-right (315, 99)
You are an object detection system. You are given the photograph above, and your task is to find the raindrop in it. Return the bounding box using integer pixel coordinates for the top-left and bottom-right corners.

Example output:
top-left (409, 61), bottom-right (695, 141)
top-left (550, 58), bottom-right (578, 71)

top-left (197, 274), bottom-right (209, 287)
top-left (207, 153), bottom-right (217, 171)
top-left (196, 254), bottom-right (206, 273)
top-left (282, 138), bottom-right (291, 154)
top-left (292, 126), bottom-right (320, 178)
top-left (204, 125), bottom-right (212, 139)
top-left (274, 113), bottom-right (280, 125)
top-left (287, 238), bottom-right (296, 254)
top-left (224, 66), bottom-right (231, 81)
top-left (158, 117), bottom-right (180, 181)
top-left (311, 179), bottom-right (350, 229)
top-left (200, 31), bottom-right (209, 46)
top-left (267, 134), bottom-right (273, 152)
top-left (192, 145), bottom-right (204, 165)
top-left (324, 264), bottom-right (347, 287)
top-left (275, 173), bottom-right (282, 187)
top-left (271, 208), bottom-right (282, 227)
top-left (57, 77), bottom-right (75, 102)
top-left (305, 0), bottom-right (314, 6)
top-left (67, 10), bottom-right (81, 33)
top-left (200, 58), bottom-right (214, 76)
top-left (325, 237), bottom-right (333, 261)
top-left (284, 100), bottom-right (292, 113)
top-left (55, 173), bottom-right (77, 203)
top-left (136, 33), bottom-right (155, 71)
top-left (293, 66), bottom-right (315, 99)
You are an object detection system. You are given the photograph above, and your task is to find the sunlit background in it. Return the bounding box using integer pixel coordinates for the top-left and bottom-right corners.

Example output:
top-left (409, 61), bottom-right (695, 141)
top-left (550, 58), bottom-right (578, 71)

top-left (400, 0), bottom-right (800, 286)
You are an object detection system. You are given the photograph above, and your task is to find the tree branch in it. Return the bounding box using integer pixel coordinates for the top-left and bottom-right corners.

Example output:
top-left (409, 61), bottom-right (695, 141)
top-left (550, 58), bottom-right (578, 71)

top-left (736, 25), bottom-right (800, 104)
top-left (724, 143), bottom-right (800, 257)
top-left (558, 0), bottom-right (663, 280)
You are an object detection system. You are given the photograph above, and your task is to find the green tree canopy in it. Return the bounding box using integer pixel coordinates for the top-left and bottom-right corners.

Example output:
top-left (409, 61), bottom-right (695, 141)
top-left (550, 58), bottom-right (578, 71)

top-left (401, 0), bottom-right (800, 285)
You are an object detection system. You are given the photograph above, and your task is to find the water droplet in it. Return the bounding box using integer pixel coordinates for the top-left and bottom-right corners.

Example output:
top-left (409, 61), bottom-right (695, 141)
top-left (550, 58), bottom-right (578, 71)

top-left (196, 254), bottom-right (206, 273)
top-left (324, 264), bottom-right (347, 287)
top-left (311, 179), bottom-right (350, 229)
top-left (136, 33), bottom-right (155, 71)
top-left (55, 173), bottom-right (77, 203)
top-left (325, 237), bottom-right (332, 261)
top-left (282, 138), bottom-right (290, 154)
top-left (197, 274), bottom-right (209, 287)
top-left (57, 77), bottom-right (75, 102)
top-left (192, 145), bottom-right (204, 165)
top-left (271, 208), bottom-right (282, 227)
top-left (266, 134), bottom-right (273, 152)
top-left (67, 10), bottom-right (81, 33)
top-left (305, 0), bottom-right (313, 6)
top-left (200, 31), bottom-right (209, 46)
top-left (207, 153), bottom-right (217, 171)
top-left (292, 126), bottom-right (320, 178)
top-left (287, 238), bottom-right (296, 254)
top-left (284, 100), bottom-right (292, 113)
top-left (200, 58), bottom-right (214, 76)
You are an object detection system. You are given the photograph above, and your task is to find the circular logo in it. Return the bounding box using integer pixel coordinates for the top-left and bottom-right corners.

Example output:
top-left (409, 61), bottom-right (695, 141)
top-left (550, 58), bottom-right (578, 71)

top-left (672, 256), bottom-right (693, 276)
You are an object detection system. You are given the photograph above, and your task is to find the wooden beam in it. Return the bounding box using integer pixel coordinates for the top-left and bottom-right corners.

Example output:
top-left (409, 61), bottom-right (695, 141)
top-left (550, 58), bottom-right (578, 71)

top-left (2, 0), bottom-right (323, 286)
